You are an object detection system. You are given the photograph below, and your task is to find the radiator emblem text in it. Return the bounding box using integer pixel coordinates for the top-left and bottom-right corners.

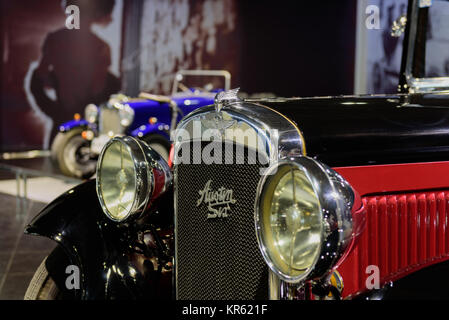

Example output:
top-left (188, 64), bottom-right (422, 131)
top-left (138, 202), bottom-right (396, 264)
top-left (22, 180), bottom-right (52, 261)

top-left (197, 180), bottom-right (237, 219)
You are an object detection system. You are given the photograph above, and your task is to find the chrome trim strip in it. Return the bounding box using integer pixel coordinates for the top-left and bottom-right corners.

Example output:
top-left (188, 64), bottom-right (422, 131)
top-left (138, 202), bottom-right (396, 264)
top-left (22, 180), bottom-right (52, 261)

top-left (0, 150), bottom-right (51, 160)
top-left (409, 77), bottom-right (449, 93)
top-left (269, 270), bottom-right (307, 300)
top-left (268, 270), bottom-right (280, 300)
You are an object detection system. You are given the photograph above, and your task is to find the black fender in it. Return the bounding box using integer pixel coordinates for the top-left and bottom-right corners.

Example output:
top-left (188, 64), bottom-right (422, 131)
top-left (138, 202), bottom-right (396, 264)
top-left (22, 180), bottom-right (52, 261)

top-left (25, 179), bottom-right (174, 300)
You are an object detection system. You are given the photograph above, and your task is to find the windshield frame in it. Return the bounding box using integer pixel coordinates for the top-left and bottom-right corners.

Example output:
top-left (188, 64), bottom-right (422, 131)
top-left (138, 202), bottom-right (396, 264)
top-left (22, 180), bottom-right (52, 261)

top-left (403, 0), bottom-right (449, 93)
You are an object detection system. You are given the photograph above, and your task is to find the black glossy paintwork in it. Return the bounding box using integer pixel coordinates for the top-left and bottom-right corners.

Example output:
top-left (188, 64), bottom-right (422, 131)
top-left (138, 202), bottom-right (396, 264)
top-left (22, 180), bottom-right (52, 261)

top-left (355, 259), bottom-right (449, 300)
top-left (25, 179), bottom-right (174, 300)
top-left (255, 93), bottom-right (449, 167)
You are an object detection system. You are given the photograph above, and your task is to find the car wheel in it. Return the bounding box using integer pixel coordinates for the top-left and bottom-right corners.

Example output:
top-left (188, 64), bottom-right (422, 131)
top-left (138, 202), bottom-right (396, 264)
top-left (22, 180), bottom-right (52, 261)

top-left (51, 127), bottom-right (97, 179)
top-left (141, 134), bottom-right (171, 162)
top-left (24, 257), bottom-right (60, 300)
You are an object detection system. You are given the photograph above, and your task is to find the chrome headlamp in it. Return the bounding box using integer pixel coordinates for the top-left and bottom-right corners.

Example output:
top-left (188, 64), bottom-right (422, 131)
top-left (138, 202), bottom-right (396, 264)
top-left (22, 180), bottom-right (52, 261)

top-left (84, 104), bottom-right (98, 123)
top-left (118, 104), bottom-right (135, 127)
top-left (255, 156), bottom-right (354, 284)
top-left (96, 136), bottom-right (172, 222)
top-left (106, 94), bottom-right (135, 127)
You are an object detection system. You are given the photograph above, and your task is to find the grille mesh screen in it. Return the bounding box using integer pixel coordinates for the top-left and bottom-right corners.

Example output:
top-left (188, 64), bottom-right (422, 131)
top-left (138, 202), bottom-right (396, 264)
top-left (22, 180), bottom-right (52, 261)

top-left (99, 107), bottom-right (123, 134)
top-left (175, 142), bottom-right (269, 299)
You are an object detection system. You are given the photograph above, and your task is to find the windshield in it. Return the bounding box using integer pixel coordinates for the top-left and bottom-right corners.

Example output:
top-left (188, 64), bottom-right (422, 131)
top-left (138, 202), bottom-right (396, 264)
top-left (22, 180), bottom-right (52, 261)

top-left (171, 70), bottom-right (231, 96)
top-left (425, 0), bottom-right (449, 77)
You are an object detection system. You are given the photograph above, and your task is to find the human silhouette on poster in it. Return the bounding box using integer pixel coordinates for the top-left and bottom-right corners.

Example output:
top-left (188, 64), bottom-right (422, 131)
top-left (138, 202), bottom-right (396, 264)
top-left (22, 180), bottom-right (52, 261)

top-left (30, 0), bottom-right (120, 141)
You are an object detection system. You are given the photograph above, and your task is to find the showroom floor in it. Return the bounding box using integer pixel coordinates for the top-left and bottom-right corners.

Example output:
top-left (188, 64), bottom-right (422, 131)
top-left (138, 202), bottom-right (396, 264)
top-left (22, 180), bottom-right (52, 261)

top-left (0, 170), bottom-right (77, 299)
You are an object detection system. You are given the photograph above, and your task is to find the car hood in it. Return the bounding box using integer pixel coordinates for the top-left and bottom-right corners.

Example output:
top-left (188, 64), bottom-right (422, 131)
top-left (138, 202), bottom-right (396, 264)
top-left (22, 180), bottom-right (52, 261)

top-left (251, 93), bottom-right (449, 167)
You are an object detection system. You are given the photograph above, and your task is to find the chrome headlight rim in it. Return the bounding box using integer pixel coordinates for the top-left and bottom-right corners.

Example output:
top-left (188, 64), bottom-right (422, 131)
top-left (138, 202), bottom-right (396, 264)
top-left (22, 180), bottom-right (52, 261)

top-left (96, 136), bottom-right (154, 223)
top-left (254, 156), bottom-right (354, 284)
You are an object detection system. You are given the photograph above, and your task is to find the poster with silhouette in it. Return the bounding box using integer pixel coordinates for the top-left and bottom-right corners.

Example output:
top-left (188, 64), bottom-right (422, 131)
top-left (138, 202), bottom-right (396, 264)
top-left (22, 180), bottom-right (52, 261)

top-left (30, 0), bottom-right (121, 144)
top-left (1, 0), bottom-right (355, 152)
top-left (0, 0), bottom-right (240, 152)
top-left (0, 0), bottom-right (123, 151)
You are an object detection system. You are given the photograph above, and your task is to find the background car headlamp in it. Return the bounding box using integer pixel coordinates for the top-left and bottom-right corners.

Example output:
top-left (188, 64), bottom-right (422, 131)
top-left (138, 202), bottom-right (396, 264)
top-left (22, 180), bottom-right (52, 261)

top-left (84, 104), bottom-right (98, 123)
top-left (118, 104), bottom-right (135, 127)
top-left (96, 136), bottom-right (172, 222)
top-left (255, 156), bottom-right (355, 284)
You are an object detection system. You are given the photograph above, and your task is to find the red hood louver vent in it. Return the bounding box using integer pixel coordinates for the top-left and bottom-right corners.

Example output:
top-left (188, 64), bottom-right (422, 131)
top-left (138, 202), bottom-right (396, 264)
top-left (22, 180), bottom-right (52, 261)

top-left (337, 191), bottom-right (449, 298)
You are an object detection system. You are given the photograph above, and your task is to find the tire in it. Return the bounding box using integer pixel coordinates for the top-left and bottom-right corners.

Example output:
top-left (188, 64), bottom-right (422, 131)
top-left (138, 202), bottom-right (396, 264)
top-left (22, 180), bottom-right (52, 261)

top-left (51, 127), bottom-right (96, 179)
top-left (141, 134), bottom-right (171, 162)
top-left (24, 257), bottom-right (60, 300)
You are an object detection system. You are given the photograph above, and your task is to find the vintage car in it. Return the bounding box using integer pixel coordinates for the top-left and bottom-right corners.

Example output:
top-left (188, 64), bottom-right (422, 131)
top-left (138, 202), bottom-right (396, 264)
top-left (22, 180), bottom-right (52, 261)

top-left (50, 70), bottom-right (231, 179)
top-left (23, 0), bottom-right (449, 300)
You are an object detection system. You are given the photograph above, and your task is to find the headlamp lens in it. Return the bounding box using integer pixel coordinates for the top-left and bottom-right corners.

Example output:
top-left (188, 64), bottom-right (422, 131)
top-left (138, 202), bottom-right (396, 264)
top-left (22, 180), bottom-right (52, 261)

top-left (97, 138), bottom-right (137, 221)
top-left (259, 164), bottom-right (322, 281)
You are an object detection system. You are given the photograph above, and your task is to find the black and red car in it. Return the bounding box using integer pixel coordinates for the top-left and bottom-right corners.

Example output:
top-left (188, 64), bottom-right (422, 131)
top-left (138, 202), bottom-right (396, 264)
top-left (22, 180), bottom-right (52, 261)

top-left (24, 0), bottom-right (449, 300)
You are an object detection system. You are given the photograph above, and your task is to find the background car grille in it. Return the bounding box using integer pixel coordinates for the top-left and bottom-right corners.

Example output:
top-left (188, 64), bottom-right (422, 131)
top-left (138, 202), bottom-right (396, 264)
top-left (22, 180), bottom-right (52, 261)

top-left (99, 106), bottom-right (123, 135)
top-left (175, 142), bottom-right (269, 299)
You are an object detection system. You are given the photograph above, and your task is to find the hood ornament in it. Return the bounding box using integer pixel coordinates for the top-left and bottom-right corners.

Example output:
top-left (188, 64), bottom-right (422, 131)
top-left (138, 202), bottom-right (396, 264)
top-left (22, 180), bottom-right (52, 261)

top-left (202, 88), bottom-right (239, 135)
top-left (214, 87), bottom-right (240, 113)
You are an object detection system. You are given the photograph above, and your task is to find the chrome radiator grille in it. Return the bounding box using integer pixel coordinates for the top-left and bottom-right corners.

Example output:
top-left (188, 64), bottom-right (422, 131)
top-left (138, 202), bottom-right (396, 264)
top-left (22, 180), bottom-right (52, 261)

top-left (99, 106), bottom-right (123, 135)
top-left (175, 142), bottom-right (269, 299)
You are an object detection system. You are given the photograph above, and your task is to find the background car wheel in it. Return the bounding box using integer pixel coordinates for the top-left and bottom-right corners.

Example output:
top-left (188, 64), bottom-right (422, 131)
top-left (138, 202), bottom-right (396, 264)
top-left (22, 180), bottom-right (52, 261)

top-left (24, 257), bottom-right (60, 300)
top-left (141, 134), bottom-right (171, 161)
top-left (51, 127), bottom-right (97, 179)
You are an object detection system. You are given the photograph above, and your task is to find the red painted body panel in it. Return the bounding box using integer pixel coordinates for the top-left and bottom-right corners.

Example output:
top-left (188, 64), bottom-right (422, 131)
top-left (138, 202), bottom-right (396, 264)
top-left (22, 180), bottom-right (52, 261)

top-left (335, 161), bottom-right (449, 196)
top-left (333, 162), bottom-right (449, 298)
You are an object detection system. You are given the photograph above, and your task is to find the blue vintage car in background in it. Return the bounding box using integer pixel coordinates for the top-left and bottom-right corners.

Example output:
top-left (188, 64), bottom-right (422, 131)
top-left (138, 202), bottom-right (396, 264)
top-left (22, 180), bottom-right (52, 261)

top-left (51, 70), bottom-right (231, 178)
